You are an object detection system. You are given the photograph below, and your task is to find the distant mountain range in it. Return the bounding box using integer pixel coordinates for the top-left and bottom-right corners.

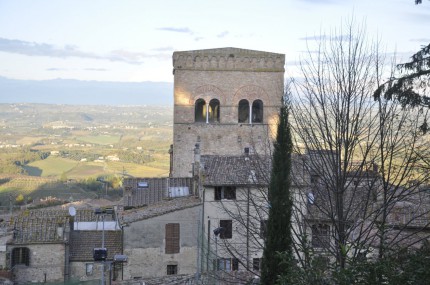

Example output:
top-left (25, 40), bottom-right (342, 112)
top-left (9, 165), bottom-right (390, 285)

top-left (0, 76), bottom-right (173, 106)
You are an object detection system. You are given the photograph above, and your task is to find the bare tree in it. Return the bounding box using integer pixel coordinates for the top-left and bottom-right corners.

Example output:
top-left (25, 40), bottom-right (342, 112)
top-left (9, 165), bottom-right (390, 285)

top-left (198, 20), bottom-right (430, 284)
top-left (290, 19), bottom-right (430, 273)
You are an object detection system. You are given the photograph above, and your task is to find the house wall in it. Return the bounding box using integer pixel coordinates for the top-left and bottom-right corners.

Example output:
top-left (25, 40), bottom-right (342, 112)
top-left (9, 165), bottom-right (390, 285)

top-left (0, 234), bottom-right (12, 269)
top-left (70, 261), bottom-right (121, 283)
top-left (122, 205), bottom-right (201, 279)
top-left (203, 186), bottom-right (268, 272)
top-left (10, 243), bottom-right (65, 284)
top-left (171, 48), bottom-right (285, 177)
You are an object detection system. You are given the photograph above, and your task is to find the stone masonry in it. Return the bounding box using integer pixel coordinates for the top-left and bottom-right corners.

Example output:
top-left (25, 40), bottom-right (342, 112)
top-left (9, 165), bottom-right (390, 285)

top-left (171, 48), bottom-right (285, 177)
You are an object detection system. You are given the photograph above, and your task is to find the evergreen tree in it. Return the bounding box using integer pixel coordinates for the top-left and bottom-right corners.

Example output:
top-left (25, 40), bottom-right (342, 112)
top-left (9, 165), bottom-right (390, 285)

top-left (260, 100), bottom-right (294, 285)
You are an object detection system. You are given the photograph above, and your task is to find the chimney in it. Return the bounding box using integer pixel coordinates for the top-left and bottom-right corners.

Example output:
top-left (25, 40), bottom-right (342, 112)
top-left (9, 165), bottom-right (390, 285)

top-left (194, 144), bottom-right (201, 163)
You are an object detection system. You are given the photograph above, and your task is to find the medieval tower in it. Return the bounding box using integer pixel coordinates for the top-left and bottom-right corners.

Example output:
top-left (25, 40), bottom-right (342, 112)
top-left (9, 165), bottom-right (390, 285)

top-left (171, 47), bottom-right (285, 177)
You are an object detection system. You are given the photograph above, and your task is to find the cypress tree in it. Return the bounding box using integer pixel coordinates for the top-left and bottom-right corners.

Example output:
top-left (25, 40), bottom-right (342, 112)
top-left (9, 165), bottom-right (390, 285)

top-left (260, 100), bottom-right (294, 285)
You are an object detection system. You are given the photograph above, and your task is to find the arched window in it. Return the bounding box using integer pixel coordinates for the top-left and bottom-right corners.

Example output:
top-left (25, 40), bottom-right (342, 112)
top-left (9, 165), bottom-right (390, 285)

top-left (238, 99), bottom-right (249, 123)
top-left (12, 247), bottom-right (30, 267)
top-left (209, 99), bottom-right (220, 123)
top-left (252, 100), bottom-right (263, 123)
top-left (195, 99), bottom-right (206, 122)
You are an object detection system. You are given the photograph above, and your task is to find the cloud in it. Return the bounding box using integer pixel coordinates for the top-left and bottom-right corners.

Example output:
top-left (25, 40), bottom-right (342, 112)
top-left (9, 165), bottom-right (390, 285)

top-left (110, 49), bottom-right (170, 62)
top-left (84, 68), bottom-right (107, 71)
top-left (410, 38), bottom-right (430, 43)
top-left (299, 0), bottom-right (343, 4)
top-left (157, 27), bottom-right (193, 35)
top-left (217, 31), bottom-right (229, 38)
top-left (0, 37), bottom-right (101, 59)
top-left (285, 60), bottom-right (302, 66)
top-left (194, 37), bottom-right (204, 42)
top-left (46, 68), bottom-right (68, 71)
top-left (299, 35), bottom-right (350, 41)
top-left (0, 37), bottom-right (161, 65)
top-left (151, 46), bottom-right (174, 52)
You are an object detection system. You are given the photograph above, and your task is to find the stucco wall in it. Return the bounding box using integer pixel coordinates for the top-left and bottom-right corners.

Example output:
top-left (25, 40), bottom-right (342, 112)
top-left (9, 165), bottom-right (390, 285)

top-left (203, 186), bottom-right (268, 272)
top-left (123, 205), bottom-right (201, 279)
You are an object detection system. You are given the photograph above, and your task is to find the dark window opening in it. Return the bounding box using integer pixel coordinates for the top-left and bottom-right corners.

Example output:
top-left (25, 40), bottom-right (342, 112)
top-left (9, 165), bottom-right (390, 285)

top-left (209, 99), bottom-right (220, 123)
top-left (219, 220), bottom-right (233, 239)
top-left (238, 99), bottom-right (249, 123)
top-left (217, 258), bottom-right (239, 271)
top-left (260, 220), bottom-right (268, 239)
top-left (312, 224), bottom-right (330, 249)
top-left (214, 186), bottom-right (236, 200)
top-left (165, 223), bottom-right (180, 254)
top-left (253, 258), bottom-right (261, 271)
top-left (167, 264), bottom-right (178, 275)
top-left (310, 175), bottom-right (319, 184)
top-left (12, 247), bottom-right (30, 267)
top-left (252, 100), bottom-right (263, 123)
top-left (195, 99), bottom-right (207, 122)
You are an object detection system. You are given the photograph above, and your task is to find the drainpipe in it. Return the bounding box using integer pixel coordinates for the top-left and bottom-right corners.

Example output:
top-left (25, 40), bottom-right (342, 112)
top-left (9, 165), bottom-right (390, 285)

top-left (247, 187), bottom-right (250, 270)
top-left (64, 217), bottom-right (72, 282)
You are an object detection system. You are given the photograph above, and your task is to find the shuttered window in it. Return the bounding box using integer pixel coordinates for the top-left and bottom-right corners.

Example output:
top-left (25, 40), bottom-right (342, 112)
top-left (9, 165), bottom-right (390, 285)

top-left (12, 247), bottom-right (30, 267)
top-left (219, 220), bottom-right (232, 239)
top-left (165, 223), bottom-right (180, 254)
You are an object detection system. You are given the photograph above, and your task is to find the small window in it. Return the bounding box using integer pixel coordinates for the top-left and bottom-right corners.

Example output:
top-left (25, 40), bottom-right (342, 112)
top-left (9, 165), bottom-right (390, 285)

top-left (11, 247), bottom-right (30, 267)
top-left (165, 223), bottom-right (180, 254)
top-left (312, 224), bottom-right (330, 249)
top-left (209, 99), bottom-right (220, 123)
top-left (214, 186), bottom-right (236, 200)
top-left (219, 220), bottom-right (233, 239)
top-left (167, 264), bottom-right (178, 275)
top-left (252, 100), bottom-right (263, 123)
top-left (195, 99), bottom-right (207, 122)
top-left (238, 99), bottom-right (250, 123)
top-left (310, 175), bottom-right (319, 184)
top-left (86, 263), bottom-right (94, 276)
top-left (217, 258), bottom-right (238, 271)
top-left (253, 258), bottom-right (261, 271)
top-left (260, 220), bottom-right (268, 239)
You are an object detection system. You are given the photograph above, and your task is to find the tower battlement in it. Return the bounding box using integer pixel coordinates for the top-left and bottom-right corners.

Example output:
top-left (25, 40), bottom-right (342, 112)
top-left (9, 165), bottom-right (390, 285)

top-left (173, 47), bottom-right (285, 72)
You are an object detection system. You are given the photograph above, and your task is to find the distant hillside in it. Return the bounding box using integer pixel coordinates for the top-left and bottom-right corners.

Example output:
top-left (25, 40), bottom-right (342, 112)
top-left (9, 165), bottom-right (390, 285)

top-left (0, 76), bottom-right (173, 106)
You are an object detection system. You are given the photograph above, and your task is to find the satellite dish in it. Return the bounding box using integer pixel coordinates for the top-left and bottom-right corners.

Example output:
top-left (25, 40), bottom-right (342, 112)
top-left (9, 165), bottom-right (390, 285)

top-left (68, 206), bottom-right (76, 217)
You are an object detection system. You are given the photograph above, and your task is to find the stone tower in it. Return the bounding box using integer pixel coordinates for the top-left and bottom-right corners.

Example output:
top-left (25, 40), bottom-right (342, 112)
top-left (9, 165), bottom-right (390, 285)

top-left (171, 47), bottom-right (285, 177)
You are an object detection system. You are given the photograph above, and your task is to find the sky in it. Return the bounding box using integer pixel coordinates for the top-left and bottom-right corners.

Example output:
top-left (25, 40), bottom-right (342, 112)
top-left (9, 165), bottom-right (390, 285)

top-left (0, 0), bottom-right (429, 83)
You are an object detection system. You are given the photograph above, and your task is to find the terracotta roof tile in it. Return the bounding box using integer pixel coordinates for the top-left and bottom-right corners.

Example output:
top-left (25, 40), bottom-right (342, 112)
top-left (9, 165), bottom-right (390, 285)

top-left (69, 230), bottom-right (122, 261)
top-left (200, 155), bottom-right (270, 186)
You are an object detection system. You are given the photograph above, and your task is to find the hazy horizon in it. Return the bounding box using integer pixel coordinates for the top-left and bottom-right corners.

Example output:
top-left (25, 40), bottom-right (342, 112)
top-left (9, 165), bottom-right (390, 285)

top-left (0, 76), bottom-right (173, 106)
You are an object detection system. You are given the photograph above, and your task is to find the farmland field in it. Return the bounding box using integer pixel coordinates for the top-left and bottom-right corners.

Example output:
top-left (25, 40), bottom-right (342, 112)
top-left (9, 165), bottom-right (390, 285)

top-left (0, 103), bottom-right (173, 207)
top-left (78, 135), bottom-right (121, 145)
top-left (25, 157), bottom-right (79, 177)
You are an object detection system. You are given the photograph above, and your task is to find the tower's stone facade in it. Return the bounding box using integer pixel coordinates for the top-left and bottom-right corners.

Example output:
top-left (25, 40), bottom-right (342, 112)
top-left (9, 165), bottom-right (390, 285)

top-left (171, 47), bottom-right (285, 177)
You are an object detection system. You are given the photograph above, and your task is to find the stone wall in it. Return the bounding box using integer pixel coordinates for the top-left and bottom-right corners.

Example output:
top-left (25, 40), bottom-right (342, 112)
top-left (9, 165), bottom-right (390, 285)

top-left (0, 234), bottom-right (11, 270)
top-left (123, 205), bottom-right (201, 280)
top-left (171, 48), bottom-right (285, 177)
top-left (11, 243), bottom-right (65, 284)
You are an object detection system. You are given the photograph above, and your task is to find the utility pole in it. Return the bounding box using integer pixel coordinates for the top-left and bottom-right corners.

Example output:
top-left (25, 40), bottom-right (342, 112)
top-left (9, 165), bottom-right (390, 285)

top-left (9, 194), bottom-right (12, 217)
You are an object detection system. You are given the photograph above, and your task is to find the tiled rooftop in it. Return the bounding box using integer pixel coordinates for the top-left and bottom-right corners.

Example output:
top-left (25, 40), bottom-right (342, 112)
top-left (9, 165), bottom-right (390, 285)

top-left (120, 196), bottom-right (201, 224)
top-left (69, 230), bottom-right (122, 261)
top-left (9, 209), bottom-right (116, 244)
top-left (200, 155), bottom-right (270, 186)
